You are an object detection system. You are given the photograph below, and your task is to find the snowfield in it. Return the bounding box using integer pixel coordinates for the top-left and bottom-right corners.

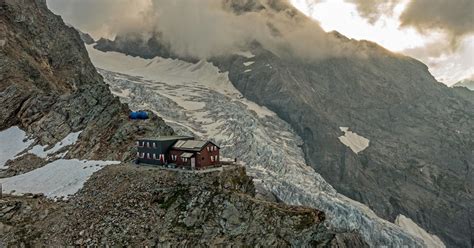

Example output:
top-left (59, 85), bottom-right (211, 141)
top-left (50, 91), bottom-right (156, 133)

top-left (28, 131), bottom-right (82, 158)
top-left (0, 159), bottom-right (120, 199)
top-left (0, 126), bottom-right (34, 168)
top-left (338, 127), bottom-right (370, 154)
top-left (86, 45), bottom-right (439, 247)
top-left (395, 215), bottom-right (445, 248)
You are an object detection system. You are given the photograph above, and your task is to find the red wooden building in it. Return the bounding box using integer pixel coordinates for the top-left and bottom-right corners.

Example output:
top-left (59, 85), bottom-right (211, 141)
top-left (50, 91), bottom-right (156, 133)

top-left (169, 140), bottom-right (220, 169)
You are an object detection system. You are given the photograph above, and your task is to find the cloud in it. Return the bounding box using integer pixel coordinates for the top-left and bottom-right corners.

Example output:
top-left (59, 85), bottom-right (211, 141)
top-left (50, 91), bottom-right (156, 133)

top-left (346, 0), bottom-right (474, 46)
top-left (346, 0), bottom-right (400, 24)
top-left (399, 0), bottom-right (474, 46)
top-left (46, 0), bottom-right (152, 39)
top-left (144, 0), bottom-right (345, 59)
top-left (48, 0), bottom-right (359, 60)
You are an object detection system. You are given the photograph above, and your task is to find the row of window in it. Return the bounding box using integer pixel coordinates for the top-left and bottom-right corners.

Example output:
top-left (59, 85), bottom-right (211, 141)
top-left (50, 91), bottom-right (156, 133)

top-left (206, 145), bottom-right (218, 152)
top-left (137, 152), bottom-right (165, 160)
top-left (136, 141), bottom-right (157, 148)
top-left (137, 153), bottom-right (219, 162)
top-left (210, 155), bottom-right (219, 162)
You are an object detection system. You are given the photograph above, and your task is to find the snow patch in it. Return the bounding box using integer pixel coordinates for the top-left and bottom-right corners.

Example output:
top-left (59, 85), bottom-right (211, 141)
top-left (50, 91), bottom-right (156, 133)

top-left (0, 39), bottom-right (6, 47)
top-left (243, 61), bottom-right (255, 66)
top-left (28, 131), bottom-right (82, 158)
top-left (338, 127), bottom-right (370, 154)
top-left (234, 50), bottom-right (255, 58)
top-left (244, 69), bottom-right (252, 73)
top-left (0, 126), bottom-right (34, 168)
top-left (395, 215), bottom-right (445, 248)
top-left (0, 159), bottom-right (120, 199)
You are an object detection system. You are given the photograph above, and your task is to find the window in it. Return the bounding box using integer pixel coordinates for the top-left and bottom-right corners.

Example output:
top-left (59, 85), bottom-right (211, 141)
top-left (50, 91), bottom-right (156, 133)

top-left (136, 152), bottom-right (139, 157)
top-left (210, 156), bottom-right (214, 162)
top-left (147, 153), bottom-right (150, 159)
top-left (153, 142), bottom-right (156, 148)
top-left (207, 146), bottom-right (210, 152)
top-left (146, 142), bottom-right (150, 147)
top-left (153, 154), bottom-right (156, 160)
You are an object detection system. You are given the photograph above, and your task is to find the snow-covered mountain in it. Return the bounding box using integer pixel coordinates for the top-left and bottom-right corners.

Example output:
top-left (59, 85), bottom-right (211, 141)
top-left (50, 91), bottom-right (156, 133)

top-left (453, 78), bottom-right (474, 91)
top-left (86, 45), bottom-right (444, 247)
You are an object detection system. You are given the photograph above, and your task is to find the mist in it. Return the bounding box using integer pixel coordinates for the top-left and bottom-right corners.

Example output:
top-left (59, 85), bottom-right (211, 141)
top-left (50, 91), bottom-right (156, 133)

top-left (47, 0), bottom-right (361, 60)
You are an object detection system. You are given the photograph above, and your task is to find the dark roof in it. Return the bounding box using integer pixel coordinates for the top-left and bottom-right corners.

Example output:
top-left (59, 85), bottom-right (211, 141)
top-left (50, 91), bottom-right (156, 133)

top-left (172, 140), bottom-right (220, 152)
top-left (139, 136), bottom-right (194, 141)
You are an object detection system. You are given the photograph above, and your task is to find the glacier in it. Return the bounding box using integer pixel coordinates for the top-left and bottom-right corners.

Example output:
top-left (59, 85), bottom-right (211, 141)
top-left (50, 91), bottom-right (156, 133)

top-left (86, 45), bottom-right (442, 247)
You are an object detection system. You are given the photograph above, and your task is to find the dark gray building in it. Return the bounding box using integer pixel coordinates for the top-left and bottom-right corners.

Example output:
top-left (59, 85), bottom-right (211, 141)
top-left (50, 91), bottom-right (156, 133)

top-left (136, 136), bottom-right (194, 165)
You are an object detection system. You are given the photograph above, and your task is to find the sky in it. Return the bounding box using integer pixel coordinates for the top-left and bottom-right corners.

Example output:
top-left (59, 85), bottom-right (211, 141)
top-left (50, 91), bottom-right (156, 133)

top-left (46, 0), bottom-right (474, 85)
top-left (290, 0), bottom-right (474, 85)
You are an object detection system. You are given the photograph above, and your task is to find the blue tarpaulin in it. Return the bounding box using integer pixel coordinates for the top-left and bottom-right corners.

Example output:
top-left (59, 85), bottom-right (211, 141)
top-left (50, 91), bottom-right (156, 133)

top-left (129, 111), bottom-right (149, 120)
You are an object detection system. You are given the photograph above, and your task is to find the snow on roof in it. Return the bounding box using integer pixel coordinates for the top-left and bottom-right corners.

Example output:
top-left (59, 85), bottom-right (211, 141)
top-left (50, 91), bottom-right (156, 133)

top-left (180, 152), bottom-right (194, 158)
top-left (173, 140), bottom-right (207, 151)
top-left (140, 136), bottom-right (193, 141)
top-left (172, 140), bottom-right (217, 151)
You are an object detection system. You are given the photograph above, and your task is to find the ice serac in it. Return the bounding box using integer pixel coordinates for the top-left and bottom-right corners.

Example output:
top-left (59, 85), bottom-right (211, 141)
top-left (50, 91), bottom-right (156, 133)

top-left (86, 45), bottom-right (428, 247)
top-left (0, 0), bottom-right (173, 162)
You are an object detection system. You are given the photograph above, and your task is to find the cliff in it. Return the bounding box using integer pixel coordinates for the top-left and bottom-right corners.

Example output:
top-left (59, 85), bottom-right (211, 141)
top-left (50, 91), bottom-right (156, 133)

top-left (0, 0), bottom-right (173, 163)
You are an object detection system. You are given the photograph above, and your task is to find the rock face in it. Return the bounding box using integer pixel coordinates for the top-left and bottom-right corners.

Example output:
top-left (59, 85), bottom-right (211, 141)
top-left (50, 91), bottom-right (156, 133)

top-left (0, 165), bottom-right (368, 247)
top-left (213, 42), bottom-right (474, 247)
top-left (0, 0), bottom-right (173, 161)
top-left (75, 29), bottom-right (95, 45)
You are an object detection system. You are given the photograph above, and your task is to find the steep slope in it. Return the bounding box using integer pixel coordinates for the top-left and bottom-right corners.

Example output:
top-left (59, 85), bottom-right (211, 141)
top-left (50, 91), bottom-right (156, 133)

top-left (86, 45), bottom-right (431, 247)
top-left (0, 0), bottom-right (172, 163)
top-left (213, 40), bottom-right (474, 247)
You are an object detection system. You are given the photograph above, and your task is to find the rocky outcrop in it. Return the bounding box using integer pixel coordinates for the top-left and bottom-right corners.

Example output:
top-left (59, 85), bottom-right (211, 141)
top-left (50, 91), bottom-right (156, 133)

top-left (0, 0), bottom-right (173, 161)
top-left (0, 165), bottom-right (368, 247)
top-left (76, 29), bottom-right (95, 45)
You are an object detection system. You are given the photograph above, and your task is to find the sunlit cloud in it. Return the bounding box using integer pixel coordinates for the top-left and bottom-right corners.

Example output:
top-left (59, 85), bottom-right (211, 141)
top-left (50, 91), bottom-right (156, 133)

top-left (290, 0), bottom-right (474, 85)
